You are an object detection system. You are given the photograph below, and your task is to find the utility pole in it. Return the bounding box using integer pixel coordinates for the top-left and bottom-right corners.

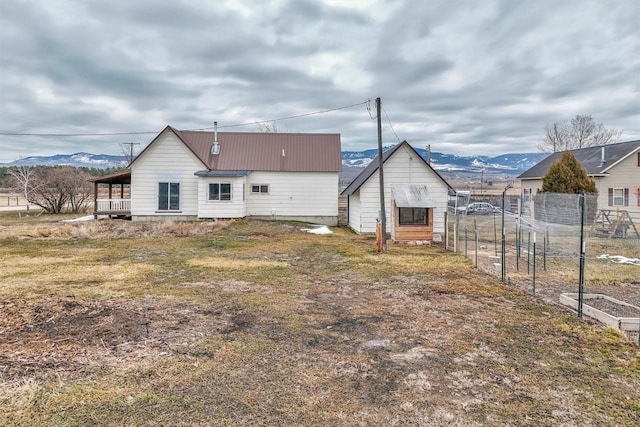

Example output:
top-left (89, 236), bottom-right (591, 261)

top-left (121, 142), bottom-right (140, 164)
top-left (376, 97), bottom-right (387, 252)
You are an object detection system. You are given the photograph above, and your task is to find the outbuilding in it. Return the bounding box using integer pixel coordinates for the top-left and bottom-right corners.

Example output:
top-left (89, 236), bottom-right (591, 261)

top-left (341, 141), bottom-right (453, 243)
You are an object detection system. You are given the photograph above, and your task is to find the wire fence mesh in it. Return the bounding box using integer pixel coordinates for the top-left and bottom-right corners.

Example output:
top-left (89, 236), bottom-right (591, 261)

top-left (446, 192), bottom-right (640, 344)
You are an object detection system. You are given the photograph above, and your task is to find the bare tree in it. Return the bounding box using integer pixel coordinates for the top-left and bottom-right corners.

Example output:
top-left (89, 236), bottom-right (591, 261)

top-left (65, 168), bottom-right (93, 213)
top-left (120, 142), bottom-right (140, 165)
top-left (254, 121), bottom-right (293, 133)
top-left (255, 121), bottom-right (280, 133)
top-left (538, 115), bottom-right (622, 153)
top-left (8, 161), bottom-right (38, 216)
top-left (28, 166), bottom-right (93, 214)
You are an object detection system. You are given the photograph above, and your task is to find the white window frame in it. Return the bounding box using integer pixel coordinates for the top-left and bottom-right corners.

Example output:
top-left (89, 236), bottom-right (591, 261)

top-left (209, 182), bottom-right (232, 201)
top-left (251, 184), bottom-right (270, 194)
top-left (158, 182), bottom-right (180, 211)
top-left (612, 188), bottom-right (625, 206)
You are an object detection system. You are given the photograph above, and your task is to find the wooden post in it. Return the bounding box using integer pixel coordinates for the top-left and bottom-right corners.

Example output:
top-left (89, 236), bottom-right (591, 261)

top-left (376, 220), bottom-right (383, 253)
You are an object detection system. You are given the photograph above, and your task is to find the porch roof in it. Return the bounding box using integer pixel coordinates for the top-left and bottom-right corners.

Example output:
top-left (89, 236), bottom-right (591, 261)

top-left (392, 184), bottom-right (436, 208)
top-left (89, 170), bottom-right (131, 184)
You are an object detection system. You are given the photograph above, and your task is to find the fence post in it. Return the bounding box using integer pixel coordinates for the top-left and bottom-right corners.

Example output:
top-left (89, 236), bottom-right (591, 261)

top-left (475, 230), bottom-right (479, 268)
top-left (444, 212), bottom-right (449, 250)
top-left (464, 224), bottom-right (468, 258)
top-left (527, 230), bottom-right (531, 275)
top-left (516, 218), bottom-right (520, 272)
top-left (532, 232), bottom-right (536, 295)
top-left (578, 192), bottom-right (586, 318)
top-left (543, 232), bottom-right (547, 271)
top-left (493, 212), bottom-right (497, 256)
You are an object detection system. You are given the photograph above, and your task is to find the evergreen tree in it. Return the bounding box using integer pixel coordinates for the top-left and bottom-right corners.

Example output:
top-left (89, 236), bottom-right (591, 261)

top-left (541, 151), bottom-right (597, 194)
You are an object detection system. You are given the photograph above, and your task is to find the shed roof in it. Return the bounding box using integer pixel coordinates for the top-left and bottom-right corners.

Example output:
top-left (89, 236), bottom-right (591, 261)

top-left (518, 140), bottom-right (640, 179)
top-left (341, 141), bottom-right (452, 195)
top-left (392, 184), bottom-right (436, 208)
top-left (134, 126), bottom-right (342, 172)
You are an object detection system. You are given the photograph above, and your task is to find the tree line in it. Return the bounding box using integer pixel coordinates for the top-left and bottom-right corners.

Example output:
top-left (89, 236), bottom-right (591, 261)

top-left (1, 165), bottom-right (125, 214)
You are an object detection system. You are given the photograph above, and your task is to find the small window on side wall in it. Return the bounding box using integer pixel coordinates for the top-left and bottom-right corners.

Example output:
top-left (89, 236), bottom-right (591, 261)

top-left (399, 207), bottom-right (428, 225)
top-left (251, 184), bottom-right (269, 194)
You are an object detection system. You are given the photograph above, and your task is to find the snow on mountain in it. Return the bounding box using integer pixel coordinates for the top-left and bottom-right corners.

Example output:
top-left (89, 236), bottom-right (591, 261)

top-left (0, 149), bottom-right (546, 174)
top-left (341, 148), bottom-right (545, 173)
top-left (0, 153), bottom-right (127, 168)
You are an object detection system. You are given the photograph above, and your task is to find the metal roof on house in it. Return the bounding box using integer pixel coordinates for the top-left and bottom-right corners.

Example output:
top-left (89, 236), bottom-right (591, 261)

top-left (341, 141), bottom-right (453, 195)
top-left (194, 170), bottom-right (250, 177)
top-left (392, 184), bottom-right (436, 208)
top-left (518, 140), bottom-right (640, 179)
top-left (170, 127), bottom-right (342, 172)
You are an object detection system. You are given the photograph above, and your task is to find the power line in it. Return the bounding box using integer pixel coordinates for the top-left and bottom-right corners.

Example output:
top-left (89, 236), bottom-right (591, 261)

top-left (382, 104), bottom-right (401, 143)
top-left (0, 100), bottom-right (370, 137)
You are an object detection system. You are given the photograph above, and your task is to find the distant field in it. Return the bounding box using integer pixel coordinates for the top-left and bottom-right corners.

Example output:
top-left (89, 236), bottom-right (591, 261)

top-left (1, 215), bottom-right (639, 426)
top-left (0, 192), bottom-right (25, 207)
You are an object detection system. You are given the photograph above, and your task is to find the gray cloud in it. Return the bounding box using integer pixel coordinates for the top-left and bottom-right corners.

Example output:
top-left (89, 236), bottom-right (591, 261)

top-left (1, 0), bottom-right (638, 162)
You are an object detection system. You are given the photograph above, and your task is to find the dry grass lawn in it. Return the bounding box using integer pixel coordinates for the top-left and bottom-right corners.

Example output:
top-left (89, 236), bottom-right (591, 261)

top-left (0, 213), bottom-right (639, 426)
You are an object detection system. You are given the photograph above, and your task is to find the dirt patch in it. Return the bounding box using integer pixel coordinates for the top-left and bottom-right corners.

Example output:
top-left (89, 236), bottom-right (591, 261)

top-left (585, 297), bottom-right (640, 318)
top-left (0, 296), bottom-right (230, 380)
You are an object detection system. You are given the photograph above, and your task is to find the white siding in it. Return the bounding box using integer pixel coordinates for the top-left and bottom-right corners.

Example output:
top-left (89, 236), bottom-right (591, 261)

top-left (595, 151), bottom-right (640, 221)
top-left (347, 189), bottom-right (363, 232)
top-left (245, 171), bottom-right (338, 217)
top-left (348, 145), bottom-right (450, 234)
top-left (130, 132), bottom-right (204, 219)
top-left (197, 177), bottom-right (248, 218)
top-left (521, 150), bottom-right (640, 222)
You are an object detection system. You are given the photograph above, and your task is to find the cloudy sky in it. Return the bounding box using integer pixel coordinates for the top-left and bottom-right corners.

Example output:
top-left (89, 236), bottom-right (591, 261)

top-left (1, 0), bottom-right (638, 162)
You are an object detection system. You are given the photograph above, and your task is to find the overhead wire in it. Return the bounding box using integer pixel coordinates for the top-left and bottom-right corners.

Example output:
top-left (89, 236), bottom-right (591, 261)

top-left (382, 104), bottom-right (402, 143)
top-left (0, 100), bottom-right (370, 137)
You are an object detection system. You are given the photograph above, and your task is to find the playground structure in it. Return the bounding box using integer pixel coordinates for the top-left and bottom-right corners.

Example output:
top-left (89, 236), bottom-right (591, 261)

top-left (592, 209), bottom-right (639, 239)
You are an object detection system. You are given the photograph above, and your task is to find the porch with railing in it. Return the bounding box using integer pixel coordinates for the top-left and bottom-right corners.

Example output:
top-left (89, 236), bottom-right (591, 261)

top-left (90, 170), bottom-right (132, 218)
top-left (95, 198), bottom-right (131, 216)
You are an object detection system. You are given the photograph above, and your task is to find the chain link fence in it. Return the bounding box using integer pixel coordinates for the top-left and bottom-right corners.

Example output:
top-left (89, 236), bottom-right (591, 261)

top-left (446, 192), bottom-right (640, 344)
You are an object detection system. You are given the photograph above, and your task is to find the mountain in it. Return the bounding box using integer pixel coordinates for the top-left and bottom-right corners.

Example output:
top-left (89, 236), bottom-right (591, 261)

top-left (342, 147), bottom-right (545, 173)
top-left (0, 153), bottom-right (127, 168)
top-left (1, 149), bottom-right (546, 175)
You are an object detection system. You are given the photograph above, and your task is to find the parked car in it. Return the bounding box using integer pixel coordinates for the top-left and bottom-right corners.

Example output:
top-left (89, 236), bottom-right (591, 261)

top-left (465, 202), bottom-right (501, 215)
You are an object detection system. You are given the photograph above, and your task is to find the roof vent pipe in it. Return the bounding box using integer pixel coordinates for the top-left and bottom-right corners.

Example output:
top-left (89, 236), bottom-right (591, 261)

top-left (211, 121), bottom-right (220, 155)
top-left (598, 146), bottom-right (606, 168)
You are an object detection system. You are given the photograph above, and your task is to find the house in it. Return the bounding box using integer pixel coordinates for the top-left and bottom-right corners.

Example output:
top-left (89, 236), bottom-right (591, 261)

top-left (91, 125), bottom-right (342, 224)
top-left (518, 140), bottom-right (640, 222)
top-left (341, 141), bottom-right (453, 243)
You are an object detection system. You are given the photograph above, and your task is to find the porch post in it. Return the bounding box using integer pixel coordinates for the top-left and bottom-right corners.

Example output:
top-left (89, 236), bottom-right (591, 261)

top-left (93, 181), bottom-right (98, 219)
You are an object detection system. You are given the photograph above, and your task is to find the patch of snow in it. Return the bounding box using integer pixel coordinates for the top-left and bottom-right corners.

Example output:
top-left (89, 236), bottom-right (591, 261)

top-left (300, 225), bottom-right (333, 235)
top-left (62, 215), bottom-right (95, 223)
top-left (597, 254), bottom-right (640, 266)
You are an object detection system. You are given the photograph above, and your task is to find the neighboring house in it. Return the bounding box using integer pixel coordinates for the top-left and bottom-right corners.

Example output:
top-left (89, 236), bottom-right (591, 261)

top-left (341, 141), bottom-right (453, 243)
top-left (518, 140), bottom-right (640, 221)
top-left (92, 126), bottom-right (342, 225)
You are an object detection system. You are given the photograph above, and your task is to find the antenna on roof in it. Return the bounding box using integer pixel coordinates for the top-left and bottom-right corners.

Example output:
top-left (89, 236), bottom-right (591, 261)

top-left (211, 121), bottom-right (220, 155)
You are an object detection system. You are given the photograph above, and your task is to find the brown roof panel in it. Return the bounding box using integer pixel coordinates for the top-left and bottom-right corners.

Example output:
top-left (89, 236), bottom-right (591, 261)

top-left (174, 129), bottom-right (342, 172)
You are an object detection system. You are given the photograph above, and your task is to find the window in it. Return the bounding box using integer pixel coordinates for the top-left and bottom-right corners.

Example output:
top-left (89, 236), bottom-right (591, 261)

top-left (251, 184), bottom-right (269, 194)
top-left (609, 188), bottom-right (628, 207)
top-left (209, 183), bottom-right (231, 201)
top-left (399, 207), bottom-right (428, 225)
top-left (158, 182), bottom-right (180, 211)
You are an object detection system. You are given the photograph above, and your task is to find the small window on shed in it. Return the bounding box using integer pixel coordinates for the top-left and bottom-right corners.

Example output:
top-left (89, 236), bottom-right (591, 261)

top-left (399, 208), bottom-right (428, 225)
